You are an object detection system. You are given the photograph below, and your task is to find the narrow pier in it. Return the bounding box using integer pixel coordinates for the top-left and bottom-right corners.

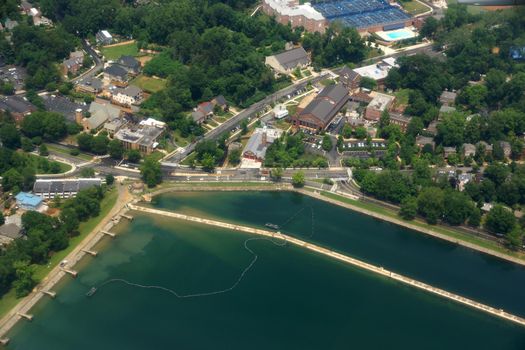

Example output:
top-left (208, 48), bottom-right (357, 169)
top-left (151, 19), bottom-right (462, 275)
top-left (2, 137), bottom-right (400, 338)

top-left (60, 268), bottom-right (78, 278)
top-left (81, 249), bottom-right (98, 257)
top-left (121, 214), bottom-right (133, 221)
top-left (41, 290), bottom-right (56, 298)
top-left (129, 204), bottom-right (525, 328)
top-left (101, 230), bottom-right (116, 238)
top-left (16, 313), bottom-right (33, 321)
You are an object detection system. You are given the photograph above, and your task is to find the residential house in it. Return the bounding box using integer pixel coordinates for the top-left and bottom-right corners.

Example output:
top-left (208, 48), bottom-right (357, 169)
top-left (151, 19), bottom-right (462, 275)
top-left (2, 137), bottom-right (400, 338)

top-left (388, 112), bottom-right (412, 133)
top-left (76, 77), bottom-right (103, 95)
top-left (62, 51), bottom-right (84, 76)
top-left (477, 141), bottom-right (493, 154)
top-left (33, 178), bottom-right (102, 199)
top-left (15, 192), bottom-right (43, 211)
top-left (339, 66), bottom-right (361, 91)
top-left (42, 94), bottom-right (88, 123)
top-left (364, 92), bottom-right (395, 121)
top-left (4, 19), bottom-right (18, 31)
top-left (439, 90), bottom-right (457, 106)
top-left (191, 101), bottom-right (214, 124)
top-left (114, 118), bottom-right (166, 154)
top-left (0, 224), bottom-right (22, 245)
top-left (242, 127), bottom-right (283, 163)
top-left (80, 101), bottom-right (121, 132)
top-left (104, 65), bottom-right (129, 86)
top-left (20, 0), bottom-right (32, 14)
top-left (0, 96), bottom-right (36, 123)
top-left (426, 120), bottom-right (439, 136)
top-left (117, 55), bottom-right (141, 75)
top-left (462, 143), bottom-right (476, 158)
top-left (439, 105), bottom-right (456, 115)
top-left (498, 141), bottom-right (512, 159)
top-left (443, 147), bottom-right (457, 159)
top-left (292, 84), bottom-right (349, 132)
top-left (211, 95), bottom-right (228, 112)
top-left (112, 85), bottom-right (143, 107)
top-left (265, 47), bottom-right (310, 75)
top-left (96, 30), bottom-right (113, 45)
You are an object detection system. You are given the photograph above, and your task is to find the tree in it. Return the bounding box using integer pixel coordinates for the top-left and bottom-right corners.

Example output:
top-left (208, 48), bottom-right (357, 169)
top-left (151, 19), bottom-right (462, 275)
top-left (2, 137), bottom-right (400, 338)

top-left (484, 163), bottom-right (509, 187)
top-left (127, 149), bottom-right (141, 163)
top-left (77, 133), bottom-right (93, 152)
top-left (105, 174), bottom-right (115, 186)
top-left (322, 135), bottom-right (333, 152)
top-left (436, 112), bottom-right (465, 147)
top-left (0, 212), bottom-right (4, 226)
top-left (354, 127), bottom-right (367, 139)
top-left (201, 153), bottom-right (216, 172)
top-left (485, 205), bottom-right (516, 235)
top-left (359, 77), bottom-right (377, 90)
top-left (228, 149), bottom-right (241, 166)
top-left (271, 167), bottom-right (283, 181)
top-left (59, 207), bottom-right (79, 235)
top-left (80, 167), bottom-right (95, 178)
top-left (140, 156), bottom-right (162, 187)
top-left (442, 191), bottom-right (474, 225)
top-left (39, 144), bottom-right (49, 156)
top-left (108, 139), bottom-right (124, 159)
top-left (91, 135), bottom-right (109, 155)
top-left (2, 168), bottom-right (23, 192)
top-left (420, 16), bottom-right (439, 39)
top-left (399, 196), bottom-right (417, 220)
top-left (0, 123), bottom-right (21, 149)
top-left (292, 171), bottom-right (305, 188)
top-left (12, 261), bottom-right (36, 297)
top-left (240, 119), bottom-right (249, 135)
top-left (506, 225), bottom-right (523, 250)
top-left (417, 187), bottom-right (444, 224)
top-left (468, 207), bottom-right (481, 227)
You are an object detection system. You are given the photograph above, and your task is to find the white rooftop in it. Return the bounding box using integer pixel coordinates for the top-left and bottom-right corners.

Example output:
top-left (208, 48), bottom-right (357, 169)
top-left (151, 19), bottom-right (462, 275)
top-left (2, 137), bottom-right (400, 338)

top-left (353, 58), bottom-right (397, 81)
top-left (101, 30), bottom-right (112, 38)
top-left (264, 0), bottom-right (324, 21)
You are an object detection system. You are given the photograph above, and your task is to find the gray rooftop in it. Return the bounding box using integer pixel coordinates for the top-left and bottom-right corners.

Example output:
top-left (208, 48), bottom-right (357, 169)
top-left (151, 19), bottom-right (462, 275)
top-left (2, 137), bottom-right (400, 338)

top-left (0, 96), bottom-right (35, 114)
top-left (33, 178), bottom-right (102, 195)
top-left (299, 84), bottom-right (349, 124)
top-left (77, 77), bottom-right (103, 91)
top-left (271, 47), bottom-right (309, 70)
top-left (43, 95), bottom-right (88, 123)
top-left (104, 65), bottom-right (128, 79)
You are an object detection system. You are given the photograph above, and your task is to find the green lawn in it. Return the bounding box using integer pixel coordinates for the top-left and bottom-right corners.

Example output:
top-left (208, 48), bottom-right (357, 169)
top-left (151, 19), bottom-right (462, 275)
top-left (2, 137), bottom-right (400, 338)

top-left (130, 75), bottom-right (167, 93)
top-left (45, 143), bottom-right (93, 162)
top-left (394, 88), bottom-right (411, 107)
top-left (101, 42), bottom-right (139, 60)
top-left (400, 0), bottom-right (430, 15)
top-left (0, 188), bottom-right (118, 318)
top-left (172, 130), bottom-right (190, 147)
top-left (316, 190), bottom-right (525, 262)
top-left (27, 154), bottom-right (72, 174)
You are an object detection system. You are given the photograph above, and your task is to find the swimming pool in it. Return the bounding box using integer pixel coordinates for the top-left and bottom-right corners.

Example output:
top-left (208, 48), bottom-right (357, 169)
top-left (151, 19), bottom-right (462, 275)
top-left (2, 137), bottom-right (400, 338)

top-left (377, 28), bottom-right (418, 42)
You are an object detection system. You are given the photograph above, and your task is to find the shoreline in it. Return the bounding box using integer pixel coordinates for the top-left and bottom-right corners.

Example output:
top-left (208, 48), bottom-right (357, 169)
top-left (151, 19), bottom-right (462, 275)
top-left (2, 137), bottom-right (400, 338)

top-left (151, 183), bottom-right (525, 267)
top-left (0, 184), bottom-right (134, 341)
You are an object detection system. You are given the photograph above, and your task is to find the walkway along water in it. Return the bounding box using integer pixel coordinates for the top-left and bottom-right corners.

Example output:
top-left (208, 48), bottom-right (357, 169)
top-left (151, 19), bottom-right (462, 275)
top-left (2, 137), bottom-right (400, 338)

top-left (128, 204), bottom-right (525, 328)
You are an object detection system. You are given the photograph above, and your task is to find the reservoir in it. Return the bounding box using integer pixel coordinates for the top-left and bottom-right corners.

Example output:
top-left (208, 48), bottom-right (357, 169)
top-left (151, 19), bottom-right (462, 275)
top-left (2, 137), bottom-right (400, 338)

top-left (6, 191), bottom-right (525, 349)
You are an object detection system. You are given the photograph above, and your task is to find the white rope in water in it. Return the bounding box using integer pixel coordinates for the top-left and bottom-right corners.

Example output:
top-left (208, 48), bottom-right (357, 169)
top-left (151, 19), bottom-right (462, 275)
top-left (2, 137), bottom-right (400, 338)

top-left (91, 207), bottom-right (316, 298)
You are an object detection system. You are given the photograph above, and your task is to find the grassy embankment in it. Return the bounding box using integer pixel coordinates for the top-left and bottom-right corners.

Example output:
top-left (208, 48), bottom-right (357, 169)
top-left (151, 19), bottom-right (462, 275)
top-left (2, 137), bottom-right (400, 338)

top-left (130, 75), bottom-right (167, 93)
top-left (100, 42), bottom-right (139, 60)
top-left (0, 188), bottom-right (118, 318)
top-left (44, 143), bottom-right (93, 162)
top-left (312, 189), bottom-right (525, 262)
top-left (27, 154), bottom-right (71, 174)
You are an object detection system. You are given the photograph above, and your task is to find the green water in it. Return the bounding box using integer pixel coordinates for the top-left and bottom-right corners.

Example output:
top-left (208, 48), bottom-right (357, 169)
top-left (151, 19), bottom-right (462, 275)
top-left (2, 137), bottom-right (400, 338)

top-left (6, 192), bottom-right (525, 349)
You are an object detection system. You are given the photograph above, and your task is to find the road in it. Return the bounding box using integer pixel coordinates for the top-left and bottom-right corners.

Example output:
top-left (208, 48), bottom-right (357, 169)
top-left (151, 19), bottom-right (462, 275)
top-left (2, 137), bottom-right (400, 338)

top-left (70, 40), bottom-right (103, 83)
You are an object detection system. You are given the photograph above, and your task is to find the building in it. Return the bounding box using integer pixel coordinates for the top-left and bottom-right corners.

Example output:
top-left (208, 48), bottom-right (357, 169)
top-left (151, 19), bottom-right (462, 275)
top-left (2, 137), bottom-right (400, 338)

top-left (42, 95), bottom-right (88, 123)
top-left (0, 65), bottom-right (27, 92)
top-left (443, 147), bottom-right (456, 159)
top-left (191, 97), bottom-right (228, 124)
top-left (76, 77), bottom-right (103, 94)
top-left (62, 51), bottom-right (85, 76)
top-left (353, 58), bottom-right (397, 86)
top-left (117, 55), bottom-right (141, 75)
top-left (439, 105), bottom-right (456, 115)
top-left (15, 192), bottom-right (43, 211)
top-left (0, 224), bottom-right (22, 245)
top-left (80, 101), bottom-right (121, 132)
top-left (96, 30), bottom-right (113, 45)
top-left (389, 112), bottom-right (412, 132)
top-left (265, 47), bottom-right (310, 75)
top-left (477, 141), bottom-right (493, 155)
top-left (0, 96), bottom-right (36, 123)
top-left (364, 92), bottom-right (395, 121)
top-left (33, 178), bottom-right (102, 199)
top-left (439, 90), bottom-right (457, 106)
top-left (292, 84), bottom-right (349, 132)
top-left (114, 118), bottom-right (166, 154)
top-left (273, 104), bottom-right (289, 119)
top-left (426, 120), bottom-right (439, 136)
top-left (211, 95), bottom-right (228, 112)
top-left (462, 143), bottom-right (476, 158)
top-left (416, 136), bottom-right (435, 149)
top-left (242, 127), bottom-right (283, 162)
top-left (339, 66), bottom-right (361, 91)
top-left (104, 65), bottom-right (129, 86)
top-left (4, 19), bottom-right (18, 31)
top-left (262, 0), bottom-right (327, 33)
top-left (498, 141), bottom-right (512, 158)
top-left (104, 118), bottom-right (126, 136)
top-left (313, 0), bottom-right (412, 33)
top-left (112, 85), bottom-right (143, 107)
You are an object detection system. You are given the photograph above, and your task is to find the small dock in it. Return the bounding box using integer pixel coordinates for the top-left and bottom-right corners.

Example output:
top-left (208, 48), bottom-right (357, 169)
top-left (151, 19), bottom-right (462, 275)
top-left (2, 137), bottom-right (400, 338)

top-left (60, 268), bottom-right (78, 278)
top-left (41, 290), bottom-right (56, 298)
top-left (101, 230), bottom-right (116, 238)
top-left (17, 313), bottom-right (33, 321)
top-left (81, 249), bottom-right (98, 257)
top-left (0, 338), bottom-right (9, 345)
top-left (121, 214), bottom-right (133, 221)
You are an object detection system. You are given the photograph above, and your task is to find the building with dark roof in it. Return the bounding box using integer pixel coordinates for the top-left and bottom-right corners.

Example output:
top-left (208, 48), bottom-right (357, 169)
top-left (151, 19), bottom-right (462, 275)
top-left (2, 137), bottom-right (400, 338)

top-left (0, 96), bottom-right (36, 123)
top-left (0, 224), bottom-right (22, 245)
top-left (42, 95), bottom-right (88, 123)
top-left (339, 66), bottom-right (361, 91)
top-left (389, 112), bottom-right (412, 132)
top-left (104, 65), bottom-right (129, 85)
top-left (265, 47), bottom-right (310, 75)
top-left (117, 56), bottom-right (141, 75)
top-left (33, 178), bottom-right (102, 199)
top-left (292, 84), bottom-right (349, 132)
top-left (76, 76), bottom-right (103, 94)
